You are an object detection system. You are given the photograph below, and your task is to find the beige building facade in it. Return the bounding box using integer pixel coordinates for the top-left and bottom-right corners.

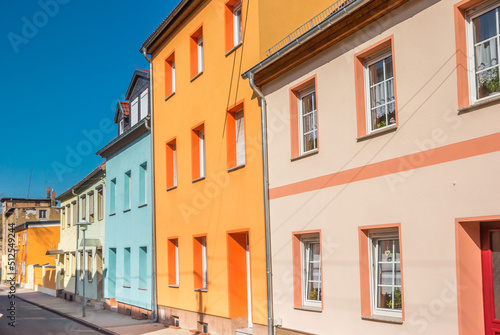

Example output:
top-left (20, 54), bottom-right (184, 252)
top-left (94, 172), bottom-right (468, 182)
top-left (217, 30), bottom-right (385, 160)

top-left (244, 0), bottom-right (500, 334)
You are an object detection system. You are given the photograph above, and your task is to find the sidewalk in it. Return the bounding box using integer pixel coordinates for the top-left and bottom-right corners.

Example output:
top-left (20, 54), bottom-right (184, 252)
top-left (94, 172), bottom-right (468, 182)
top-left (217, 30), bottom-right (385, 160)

top-left (0, 285), bottom-right (191, 335)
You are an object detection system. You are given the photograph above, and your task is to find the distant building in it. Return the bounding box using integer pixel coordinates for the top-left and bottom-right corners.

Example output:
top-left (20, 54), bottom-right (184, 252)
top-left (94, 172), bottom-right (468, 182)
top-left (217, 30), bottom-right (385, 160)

top-left (97, 69), bottom-right (152, 318)
top-left (1, 188), bottom-right (60, 284)
top-left (55, 163), bottom-right (106, 305)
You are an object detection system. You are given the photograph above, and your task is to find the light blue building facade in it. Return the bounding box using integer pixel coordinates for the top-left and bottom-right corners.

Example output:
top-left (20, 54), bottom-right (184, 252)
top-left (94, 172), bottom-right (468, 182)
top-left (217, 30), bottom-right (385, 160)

top-left (97, 69), bottom-right (153, 315)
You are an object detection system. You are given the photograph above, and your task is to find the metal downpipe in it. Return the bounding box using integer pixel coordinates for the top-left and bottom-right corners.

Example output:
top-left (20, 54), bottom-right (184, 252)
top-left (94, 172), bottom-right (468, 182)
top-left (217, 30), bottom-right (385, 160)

top-left (247, 72), bottom-right (273, 335)
top-left (142, 48), bottom-right (158, 323)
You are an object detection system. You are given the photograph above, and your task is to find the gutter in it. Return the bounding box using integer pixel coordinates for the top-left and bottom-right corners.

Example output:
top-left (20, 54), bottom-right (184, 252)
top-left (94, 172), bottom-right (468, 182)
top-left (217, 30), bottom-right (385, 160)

top-left (244, 72), bottom-right (274, 335)
top-left (242, 0), bottom-right (368, 80)
top-left (142, 47), bottom-right (158, 323)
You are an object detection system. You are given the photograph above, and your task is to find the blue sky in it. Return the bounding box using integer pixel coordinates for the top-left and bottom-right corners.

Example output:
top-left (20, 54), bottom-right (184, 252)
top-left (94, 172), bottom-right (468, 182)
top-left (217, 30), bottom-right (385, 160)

top-left (0, 0), bottom-right (176, 200)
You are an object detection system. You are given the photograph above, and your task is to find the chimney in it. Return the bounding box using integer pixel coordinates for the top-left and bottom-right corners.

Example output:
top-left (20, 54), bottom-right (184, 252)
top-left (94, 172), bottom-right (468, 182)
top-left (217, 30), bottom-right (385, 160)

top-left (51, 190), bottom-right (56, 206)
top-left (46, 187), bottom-right (50, 199)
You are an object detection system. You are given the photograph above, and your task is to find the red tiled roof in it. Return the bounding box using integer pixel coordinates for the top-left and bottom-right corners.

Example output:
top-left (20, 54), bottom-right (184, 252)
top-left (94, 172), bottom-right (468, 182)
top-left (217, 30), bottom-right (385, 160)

top-left (120, 101), bottom-right (130, 116)
top-left (137, 68), bottom-right (150, 72)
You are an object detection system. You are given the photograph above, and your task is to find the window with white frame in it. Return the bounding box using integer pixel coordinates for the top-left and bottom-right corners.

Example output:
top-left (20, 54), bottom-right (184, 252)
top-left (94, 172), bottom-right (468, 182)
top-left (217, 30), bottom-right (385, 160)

top-left (301, 235), bottom-right (321, 307)
top-left (233, 2), bottom-right (242, 47)
top-left (139, 162), bottom-right (147, 206)
top-left (119, 119), bottom-right (125, 135)
top-left (235, 110), bottom-right (245, 166)
top-left (298, 87), bottom-right (318, 154)
top-left (197, 35), bottom-right (204, 74)
top-left (88, 191), bottom-right (94, 223)
top-left (365, 51), bottom-right (396, 132)
top-left (198, 128), bottom-right (205, 179)
top-left (468, 2), bottom-right (500, 101)
top-left (202, 236), bottom-right (207, 289)
top-left (140, 89), bottom-right (149, 120)
top-left (171, 60), bottom-right (176, 93)
top-left (369, 231), bottom-right (402, 317)
top-left (131, 97), bottom-right (139, 127)
top-left (124, 171), bottom-right (131, 210)
top-left (39, 209), bottom-right (47, 219)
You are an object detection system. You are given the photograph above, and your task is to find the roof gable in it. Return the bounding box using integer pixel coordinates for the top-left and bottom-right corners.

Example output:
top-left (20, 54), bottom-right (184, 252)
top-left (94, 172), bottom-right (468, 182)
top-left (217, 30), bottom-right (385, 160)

top-left (125, 69), bottom-right (150, 101)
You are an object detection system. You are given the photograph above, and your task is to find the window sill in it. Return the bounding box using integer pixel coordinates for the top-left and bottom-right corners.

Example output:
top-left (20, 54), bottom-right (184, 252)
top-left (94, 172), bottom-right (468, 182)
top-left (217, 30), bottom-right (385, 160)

top-left (192, 176), bottom-right (205, 183)
top-left (361, 315), bottom-right (403, 324)
top-left (109, 213), bottom-right (116, 216)
top-left (168, 284), bottom-right (179, 288)
top-left (291, 149), bottom-right (319, 162)
top-left (194, 288), bottom-right (208, 292)
top-left (458, 94), bottom-right (500, 114)
top-left (225, 43), bottom-right (243, 57)
top-left (166, 186), bottom-right (177, 192)
top-left (138, 287), bottom-right (147, 291)
top-left (357, 124), bottom-right (397, 142)
top-left (123, 209), bottom-right (131, 213)
top-left (138, 203), bottom-right (147, 208)
top-left (165, 92), bottom-right (175, 102)
top-left (190, 71), bottom-right (203, 82)
top-left (293, 306), bottom-right (322, 312)
top-left (227, 164), bottom-right (245, 172)
top-left (123, 285), bottom-right (131, 288)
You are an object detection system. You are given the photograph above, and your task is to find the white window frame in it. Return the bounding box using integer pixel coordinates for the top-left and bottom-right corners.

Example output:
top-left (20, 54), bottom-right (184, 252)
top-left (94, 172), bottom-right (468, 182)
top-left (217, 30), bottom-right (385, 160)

top-left (466, 1), bottom-right (500, 104)
top-left (199, 128), bottom-right (205, 178)
top-left (171, 60), bottom-right (176, 93)
top-left (131, 97), bottom-right (139, 127)
top-left (233, 2), bottom-right (242, 47)
top-left (364, 49), bottom-right (396, 133)
top-left (197, 35), bottom-right (204, 74)
top-left (119, 119), bottom-right (124, 135)
top-left (202, 236), bottom-right (207, 289)
top-left (39, 209), bottom-right (47, 219)
top-left (298, 86), bottom-right (318, 155)
top-left (140, 89), bottom-right (149, 120)
top-left (140, 162), bottom-right (148, 205)
top-left (175, 239), bottom-right (179, 285)
top-left (368, 230), bottom-right (402, 318)
top-left (173, 144), bottom-right (178, 187)
top-left (301, 236), bottom-right (321, 308)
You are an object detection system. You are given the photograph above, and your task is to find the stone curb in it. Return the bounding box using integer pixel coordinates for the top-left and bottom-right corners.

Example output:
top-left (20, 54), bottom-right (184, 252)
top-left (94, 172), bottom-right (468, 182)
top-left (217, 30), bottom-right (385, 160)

top-left (15, 294), bottom-right (119, 335)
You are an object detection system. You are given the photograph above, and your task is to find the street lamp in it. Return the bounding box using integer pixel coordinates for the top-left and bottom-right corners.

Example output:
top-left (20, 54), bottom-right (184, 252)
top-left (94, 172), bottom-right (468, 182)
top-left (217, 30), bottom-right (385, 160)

top-left (76, 220), bottom-right (91, 317)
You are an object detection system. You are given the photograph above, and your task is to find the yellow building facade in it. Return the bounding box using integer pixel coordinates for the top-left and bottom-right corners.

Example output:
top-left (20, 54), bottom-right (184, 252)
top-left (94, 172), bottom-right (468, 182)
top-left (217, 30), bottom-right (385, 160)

top-left (142, 1), bottom-right (337, 334)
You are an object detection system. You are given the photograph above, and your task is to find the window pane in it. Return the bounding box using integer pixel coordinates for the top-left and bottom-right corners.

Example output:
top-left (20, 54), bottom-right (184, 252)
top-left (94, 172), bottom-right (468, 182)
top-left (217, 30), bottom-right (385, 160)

top-left (473, 9), bottom-right (498, 43)
top-left (302, 111), bottom-right (317, 134)
top-left (378, 240), bottom-right (394, 262)
top-left (370, 82), bottom-right (386, 107)
top-left (475, 38), bottom-right (499, 71)
top-left (369, 59), bottom-right (385, 84)
top-left (385, 56), bottom-right (393, 79)
top-left (377, 285), bottom-right (393, 309)
top-left (307, 281), bottom-right (321, 301)
top-left (371, 106), bottom-right (387, 130)
top-left (303, 132), bottom-right (318, 152)
top-left (476, 67), bottom-right (500, 99)
top-left (395, 263), bottom-right (401, 286)
top-left (378, 263), bottom-right (394, 285)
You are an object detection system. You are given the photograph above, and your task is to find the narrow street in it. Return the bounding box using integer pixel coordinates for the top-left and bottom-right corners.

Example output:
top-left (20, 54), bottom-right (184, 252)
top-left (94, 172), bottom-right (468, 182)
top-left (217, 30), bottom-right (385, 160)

top-left (0, 288), bottom-right (99, 335)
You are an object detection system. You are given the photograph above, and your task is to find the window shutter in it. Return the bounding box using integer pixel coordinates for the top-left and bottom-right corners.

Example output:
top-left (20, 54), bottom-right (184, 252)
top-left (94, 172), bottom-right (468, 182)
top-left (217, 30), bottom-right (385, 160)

top-left (131, 98), bottom-right (139, 126)
top-left (140, 90), bottom-right (148, 120)
top-left (89, 193), bottom-right (94, 215)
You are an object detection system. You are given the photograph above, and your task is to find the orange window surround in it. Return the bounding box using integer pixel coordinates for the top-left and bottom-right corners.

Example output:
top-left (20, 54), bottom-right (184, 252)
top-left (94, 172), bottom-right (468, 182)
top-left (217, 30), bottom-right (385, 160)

top-left (193, 235), bottom-right (207, 289)
top-left (358, 223), bottom-right (404, 319)
top-left (168, 238), bottom-right (178, 286)
top-left (190, 25), bottom-right (203, 79)
top-left (191, 123), bottom-right (205, 180)
top-left (226, 101), bottom-right (245, 169)
top-left (166, 138), bottom-right (177, 189)
top-left (289, 76), bottom-right (318, 159)
top-left (292, 230), bottom-right (322, 308)
top-left (224, 0), bottom-right (243, 53)
top-left (165, 52), bottom-right (175, 97)
top-left (354, 35), bottom-right (398, 138)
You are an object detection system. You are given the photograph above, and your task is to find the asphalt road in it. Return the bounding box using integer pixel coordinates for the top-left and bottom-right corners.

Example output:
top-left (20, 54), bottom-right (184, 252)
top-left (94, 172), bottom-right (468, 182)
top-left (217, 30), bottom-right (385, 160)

top-left (0, 289), bottom-right (99, 335)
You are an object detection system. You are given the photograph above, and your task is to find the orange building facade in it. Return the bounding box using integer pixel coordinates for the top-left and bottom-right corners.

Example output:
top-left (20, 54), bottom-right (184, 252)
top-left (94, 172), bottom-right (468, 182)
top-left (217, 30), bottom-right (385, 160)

top-left (142, 0), bottom-right (337, 334)
top-left (14, 221), bottom-right (60, 285)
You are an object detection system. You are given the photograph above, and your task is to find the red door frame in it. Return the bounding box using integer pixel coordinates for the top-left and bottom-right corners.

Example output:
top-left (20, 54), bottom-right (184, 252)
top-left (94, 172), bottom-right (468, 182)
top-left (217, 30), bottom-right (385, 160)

top-left (481, 222), bottom-right (500, 335)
